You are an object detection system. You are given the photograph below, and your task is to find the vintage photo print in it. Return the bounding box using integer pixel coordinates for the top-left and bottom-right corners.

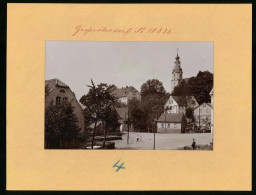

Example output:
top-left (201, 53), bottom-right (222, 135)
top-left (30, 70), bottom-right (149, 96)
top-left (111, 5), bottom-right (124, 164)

top-left (45, 41), bottom-right (213, 150)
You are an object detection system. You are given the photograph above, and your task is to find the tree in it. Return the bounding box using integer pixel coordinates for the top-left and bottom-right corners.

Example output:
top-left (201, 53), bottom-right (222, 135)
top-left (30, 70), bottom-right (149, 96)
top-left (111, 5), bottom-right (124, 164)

top-left (128, 99), bottom-right (145, 131)
top-left (140, 79), bottom-right (166, 99)
top-left (107, 84), bottom-right (118, 94)
top-left (172, 80), bottom-right (190, 96)
top-left (79, 80), bottom-right (116, 149)
top-left (171, 71), bottom-right (213, 104)
top-left (102, 107), bottom-right (120, 148)
top-left (45, 101), bottom-right (81, 149)
top-left (185, 107), bottom-right (195, 122)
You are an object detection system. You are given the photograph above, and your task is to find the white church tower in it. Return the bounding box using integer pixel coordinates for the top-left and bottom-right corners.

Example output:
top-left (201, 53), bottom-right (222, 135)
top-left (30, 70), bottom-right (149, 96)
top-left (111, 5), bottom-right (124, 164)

top-left (171, 50), bottom-right (183, 93)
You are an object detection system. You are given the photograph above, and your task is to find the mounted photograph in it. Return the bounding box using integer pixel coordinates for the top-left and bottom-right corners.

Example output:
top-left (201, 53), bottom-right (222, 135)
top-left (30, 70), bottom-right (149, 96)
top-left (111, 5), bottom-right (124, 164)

top-left (45, 41), bottom-right (213, 150)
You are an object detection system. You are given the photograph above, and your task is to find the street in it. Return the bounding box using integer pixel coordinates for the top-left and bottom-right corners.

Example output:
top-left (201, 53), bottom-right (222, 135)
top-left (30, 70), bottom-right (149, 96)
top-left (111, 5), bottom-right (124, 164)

top-left (113, 132), bottom-right (212, 150)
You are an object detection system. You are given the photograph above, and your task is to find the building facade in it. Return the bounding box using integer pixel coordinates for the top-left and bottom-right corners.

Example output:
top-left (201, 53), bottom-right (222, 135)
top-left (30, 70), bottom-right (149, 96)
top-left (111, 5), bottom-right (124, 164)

top-left (112, 86), bottom-right (141, 105)
top-left (157, 113), bottom-right (186, 134)
top-left (45, 78), bottom-right (85, 135)
top-left (210, 88), bottom-right (213, 141)
top-left (194, 102), bottom-right (212, 128)
top-left (164, 95), bottom-right (199, 114)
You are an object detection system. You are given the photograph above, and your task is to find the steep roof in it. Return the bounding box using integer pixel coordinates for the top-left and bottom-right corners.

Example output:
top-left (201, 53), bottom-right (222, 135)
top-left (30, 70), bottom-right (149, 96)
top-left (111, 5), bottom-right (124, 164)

top-left (172, 96), bottom-right (187, 106)
top-left (194, 102), bottom-right (212, 110)
top-left (115, 107), bottom-right (129, 120)
top-left (112, 86), bottom-right (139, 97)
top-left (157, 113), bottom-right (184, 123)
top-left (45, 78), bottom-right (69, 91)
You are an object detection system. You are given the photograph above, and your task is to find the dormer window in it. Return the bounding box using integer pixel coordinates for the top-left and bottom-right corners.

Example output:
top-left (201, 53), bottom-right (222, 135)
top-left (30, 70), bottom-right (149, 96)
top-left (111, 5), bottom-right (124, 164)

top-left (60, 89), bottom-right (65, 94)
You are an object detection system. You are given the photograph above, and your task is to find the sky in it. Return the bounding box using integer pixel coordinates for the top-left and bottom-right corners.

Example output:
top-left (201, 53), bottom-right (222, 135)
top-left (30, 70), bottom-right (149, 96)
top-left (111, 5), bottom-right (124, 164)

top-left (45, 41), bottom-right (213, 100)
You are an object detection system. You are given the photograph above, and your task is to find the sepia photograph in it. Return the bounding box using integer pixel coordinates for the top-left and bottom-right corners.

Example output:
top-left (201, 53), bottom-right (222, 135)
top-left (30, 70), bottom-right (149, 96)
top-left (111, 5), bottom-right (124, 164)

top-left (45, 41), bottom-right (213, 150)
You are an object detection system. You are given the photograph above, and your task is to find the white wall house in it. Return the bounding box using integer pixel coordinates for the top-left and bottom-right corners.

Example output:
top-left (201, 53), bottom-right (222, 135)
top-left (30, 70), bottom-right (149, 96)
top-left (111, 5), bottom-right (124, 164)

top-left (164, 95), bottom-right (199, 114)
top-left (194, 103), bottom-right (212, 128)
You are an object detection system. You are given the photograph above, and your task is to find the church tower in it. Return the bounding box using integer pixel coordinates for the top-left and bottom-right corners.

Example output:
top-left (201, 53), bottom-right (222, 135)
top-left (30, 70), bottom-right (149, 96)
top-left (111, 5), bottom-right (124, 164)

top-left (171, 50), bottom-right (183, 93)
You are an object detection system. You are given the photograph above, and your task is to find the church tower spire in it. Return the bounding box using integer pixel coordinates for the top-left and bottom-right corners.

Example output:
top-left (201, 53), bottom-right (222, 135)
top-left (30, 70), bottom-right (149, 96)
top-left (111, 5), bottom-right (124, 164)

top-left (171, 49), bottom-right (183, 93)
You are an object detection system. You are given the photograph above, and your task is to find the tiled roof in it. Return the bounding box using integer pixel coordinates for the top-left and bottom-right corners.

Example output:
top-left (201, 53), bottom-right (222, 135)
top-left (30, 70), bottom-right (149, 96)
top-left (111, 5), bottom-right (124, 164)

top-left (112, 86), bottom-right (139, 97)
top-left (172, 96), bottom-right (187, 106)
top-left (115, 107), bottom-right (129, 120)
top-left (45, 78), bottom-right (69, 91)
top-left (157, 113), bottom-right (184, 123)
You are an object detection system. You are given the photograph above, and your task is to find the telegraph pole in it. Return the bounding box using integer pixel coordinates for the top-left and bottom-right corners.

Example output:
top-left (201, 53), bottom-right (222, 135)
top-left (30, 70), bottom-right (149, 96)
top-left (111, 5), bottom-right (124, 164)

top-left (127, 108), bottom-right (130, 144)
top-left (199, 107), bottom-right (201, 130)
top-left (164, 108), bottom-right (167, 133)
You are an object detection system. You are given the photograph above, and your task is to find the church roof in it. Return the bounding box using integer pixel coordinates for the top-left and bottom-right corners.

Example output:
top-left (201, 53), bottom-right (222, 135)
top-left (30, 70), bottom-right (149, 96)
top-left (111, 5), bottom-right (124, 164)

top-left (112, 86), bottom-right (139, 97)
top-left (172, 53), bottom-right (183, 73)
top-left (157, 113), bottom-right (184, 123)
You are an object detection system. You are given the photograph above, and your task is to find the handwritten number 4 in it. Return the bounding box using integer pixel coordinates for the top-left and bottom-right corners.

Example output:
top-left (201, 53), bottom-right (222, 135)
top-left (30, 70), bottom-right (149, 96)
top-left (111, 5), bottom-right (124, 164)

top-left (113, 159), bottom-right (125, 172)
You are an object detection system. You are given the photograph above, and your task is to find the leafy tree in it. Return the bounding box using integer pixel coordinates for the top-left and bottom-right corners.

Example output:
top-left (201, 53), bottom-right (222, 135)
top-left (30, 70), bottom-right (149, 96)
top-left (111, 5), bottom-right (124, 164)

top-left (172, 80), bottom-right (190, 96)
top-left (140, 79), bottom-right (166, 99)
top-left (102, 106), bottom-right (120, 148)
top-left (185, 107), bottom-right (195, 122)
top-left (45, 101), bottom-right (81, 149)
top-left (79, 80), bottom-right (116, 149)
top-left (127, 99), bottom-right (145, 131)
top-left (171, 71), bottom-right (213, 104)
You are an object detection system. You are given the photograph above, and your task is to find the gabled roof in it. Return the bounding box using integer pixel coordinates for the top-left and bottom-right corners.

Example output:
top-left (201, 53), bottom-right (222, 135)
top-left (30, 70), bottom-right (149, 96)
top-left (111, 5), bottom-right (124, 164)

top-left (115, 107), bottom-right (128, 120)
top-left (45, 78), bottom-right (69, 91)
top-left (194, 102), bottom-right (212, 110)
top-left (157, 113), bottom-right (184, 123)
top-left (112, 86), bottom-right (139, 97)
top-left (172, 96), bottom-right (187, 106)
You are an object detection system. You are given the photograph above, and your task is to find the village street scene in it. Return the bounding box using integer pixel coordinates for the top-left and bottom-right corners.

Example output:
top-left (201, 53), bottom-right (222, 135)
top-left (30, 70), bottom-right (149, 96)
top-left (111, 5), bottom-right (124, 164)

top-left (45, 42), bottom-right (213, 150)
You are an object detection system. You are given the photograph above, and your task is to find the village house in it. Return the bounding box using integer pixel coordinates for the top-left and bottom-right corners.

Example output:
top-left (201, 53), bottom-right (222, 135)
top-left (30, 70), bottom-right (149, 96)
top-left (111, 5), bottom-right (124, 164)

top-left (157, 113), bottom-right (186, 134)
top-left (111, 86), bottom-right (141, 105)
top-left (210, 88), bottom-right (214, 141)
top-left (45, 79), bottom-right (85, 135)
top-left (115, 107), bottom-right (133, 132)
top-left (164, 95), bottom-right (199, 114)
top-left (193, 102), bottom-right (212, 129)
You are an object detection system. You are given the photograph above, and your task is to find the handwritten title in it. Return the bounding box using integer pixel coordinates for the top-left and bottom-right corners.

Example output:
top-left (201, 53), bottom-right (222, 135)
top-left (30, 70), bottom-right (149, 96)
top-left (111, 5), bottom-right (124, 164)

top-left (72, 25), bottom-right (172, 36)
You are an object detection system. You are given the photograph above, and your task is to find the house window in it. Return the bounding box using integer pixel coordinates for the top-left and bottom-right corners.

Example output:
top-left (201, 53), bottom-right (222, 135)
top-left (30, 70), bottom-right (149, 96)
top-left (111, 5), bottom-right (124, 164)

top-left (167, 123), bottom-right (170, 128)
top-left (173, 124), bottom-right (177, 128)
top-left (171, 100), bottom-right (173, 104)
top-left (161, 123), bottom-right (164, 128)
top-left (59, 89), bottom-right (65, 93)
top-left (56, 96), bottom-right (61, 105)
top-left (206, 109), bottom-right (209, 113)
top-left (63, 97), bottom-right (68, 102)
